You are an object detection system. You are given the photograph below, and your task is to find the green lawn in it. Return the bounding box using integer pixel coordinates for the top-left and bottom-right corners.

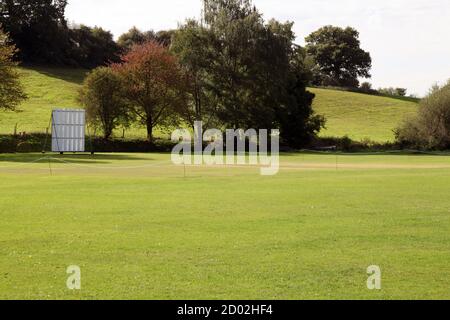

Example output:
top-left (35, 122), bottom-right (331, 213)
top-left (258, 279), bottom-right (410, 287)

top-left (0, 66), bottom-right (89, 135)
top-left (0, 152), bottom-right (449, 299)
top-left (0, 67), bottom-right (418, 143)
top-left (310, 88), bottom-right (419, 142)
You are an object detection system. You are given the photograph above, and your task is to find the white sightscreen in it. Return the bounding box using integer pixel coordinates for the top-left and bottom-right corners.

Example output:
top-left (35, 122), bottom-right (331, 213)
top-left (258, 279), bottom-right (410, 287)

top-left (51, 109), bottom-right (85, 152)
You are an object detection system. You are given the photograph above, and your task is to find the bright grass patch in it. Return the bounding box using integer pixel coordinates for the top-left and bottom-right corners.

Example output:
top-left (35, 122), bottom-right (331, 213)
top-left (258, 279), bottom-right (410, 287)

top-left (0, 152), bottom-right (449, 299)
top-left (310, 88), bottom-right (419, 142)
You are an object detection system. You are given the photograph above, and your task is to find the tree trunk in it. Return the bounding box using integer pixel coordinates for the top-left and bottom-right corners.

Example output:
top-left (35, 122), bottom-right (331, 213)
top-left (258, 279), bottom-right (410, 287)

top-left (146, 116), bottom-right (153, 143)
top-left (104, 126), bottom-right (113, 141)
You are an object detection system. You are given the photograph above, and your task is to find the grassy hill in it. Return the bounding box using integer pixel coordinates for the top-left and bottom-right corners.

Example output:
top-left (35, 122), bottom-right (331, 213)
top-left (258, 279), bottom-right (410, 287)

top-left (0, 66), bottom-right (87, 135)
top-left (0, 66), bottom-right (419, 142)
top-left (310, 87), bottom-right (418, 142)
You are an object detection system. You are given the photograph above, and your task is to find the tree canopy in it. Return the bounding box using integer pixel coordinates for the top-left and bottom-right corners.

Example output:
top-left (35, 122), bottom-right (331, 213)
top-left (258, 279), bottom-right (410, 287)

top-left (306, 25), bottom-right (372, 88)
top-left (78, 67), bottom-right (129, 140)
top-left (171, 0), bottom-right (324, 146)
top-left (0, 0), bottom-right (120, 67)
top-left (113, 41), bottom-right (188, 142)
top-left (117, 27), bottom-right (175, 51)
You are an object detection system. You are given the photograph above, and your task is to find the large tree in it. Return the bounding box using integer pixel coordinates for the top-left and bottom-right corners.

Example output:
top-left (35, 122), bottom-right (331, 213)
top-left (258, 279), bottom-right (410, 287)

top-left (0, 27), bottom-right (27, 111)
top-left (171, 19), bottom-right (217, 128)
top-left (70, 25), bottom-right (121, 68)
top-left (305, 25), bottom-right (372, 88)
top-left (113, 41), bottom-right (188, 143)
top-left (0, 0), bottom-right (71, 64)
top-left (171, 0), bottom-right (324, 146)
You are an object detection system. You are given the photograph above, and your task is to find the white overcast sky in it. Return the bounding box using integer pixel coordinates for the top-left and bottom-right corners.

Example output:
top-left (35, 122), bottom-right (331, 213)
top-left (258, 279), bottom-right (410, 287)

top-left (66, 0), bottom-right (450, 96)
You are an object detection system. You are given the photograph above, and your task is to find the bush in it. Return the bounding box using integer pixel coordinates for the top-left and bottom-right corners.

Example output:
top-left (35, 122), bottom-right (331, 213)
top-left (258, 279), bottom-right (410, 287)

top-left (396, 81), bottom-right (450, 149)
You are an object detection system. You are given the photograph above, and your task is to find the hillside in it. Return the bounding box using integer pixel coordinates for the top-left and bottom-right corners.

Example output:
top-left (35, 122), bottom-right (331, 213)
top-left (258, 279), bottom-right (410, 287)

top-left (0, 66), bottom-right (87, 135)
top-left (310, 87), bottom-right (419, 142)
top-left (0, 66), bottom-right (419, 142)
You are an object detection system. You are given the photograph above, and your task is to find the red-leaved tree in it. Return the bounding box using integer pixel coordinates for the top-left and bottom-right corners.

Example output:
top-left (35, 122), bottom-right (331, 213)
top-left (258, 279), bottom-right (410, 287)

top-left (113, 41), bottom-right (187, 143)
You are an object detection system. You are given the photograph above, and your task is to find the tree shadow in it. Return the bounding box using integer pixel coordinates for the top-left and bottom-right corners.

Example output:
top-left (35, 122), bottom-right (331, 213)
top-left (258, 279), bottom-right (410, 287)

top-left (21, 64), bottom-right (88, 85)
top-left (281, 150), bottom-right (450, 157)
top-left (0, 153), bottom-right (160, 164)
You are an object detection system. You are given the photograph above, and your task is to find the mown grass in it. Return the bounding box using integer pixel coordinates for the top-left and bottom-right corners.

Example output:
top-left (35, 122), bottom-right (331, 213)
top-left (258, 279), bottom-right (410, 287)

top-left (310, 88), bottom-right (419, 142)
top-left (0, 66), bottom-right (418, 143)
top-left (0, 152), bottom-right (449, 299)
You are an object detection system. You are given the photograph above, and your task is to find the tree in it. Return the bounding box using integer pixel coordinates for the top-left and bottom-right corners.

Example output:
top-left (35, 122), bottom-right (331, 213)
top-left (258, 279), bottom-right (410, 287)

top-left (0, 27), bottom-right (27, 111)
top-left (395, 88), bottom-right (407, 97)
top-left (0, 0), bottom-right (72, 64)
top-left (396, 81), bottom-right (450, 149)
top-left (118, 27), bottom-right (174, 52)
top-left (78, 67), bottom-right (129, 140)
top-left (155, 30), bottom-right (176, 47)
top-left (378, 87), bottom-right (408, 97)
top-left (70, 25), bottom-right (121, 68)
top-left (171, 19), bottom-right (216, 128)
top-left (276, 45), bottom-right (325, 147)
top-left (113, 41), bottom-right (188, 143)
top-left (179, 0), bottom-right (324, 147)
top-left (117, 27), bottom-right (156, 51)
top-left (306, 25), bottom-right (372, 88)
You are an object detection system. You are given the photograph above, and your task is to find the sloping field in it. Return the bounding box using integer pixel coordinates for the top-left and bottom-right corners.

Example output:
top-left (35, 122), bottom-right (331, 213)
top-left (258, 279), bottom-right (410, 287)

top-left (310, 88), bottom-right (419, 142)
top-left (0, 67), bottom-right (87, 135)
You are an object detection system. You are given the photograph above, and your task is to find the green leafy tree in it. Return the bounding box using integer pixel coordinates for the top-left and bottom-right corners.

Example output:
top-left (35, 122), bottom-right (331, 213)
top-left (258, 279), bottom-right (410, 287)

top-left (202, 0), bottom-right (271, 129)
top-left (276, 45), bottom-right (325, 148)
top-left (171, 20), bottom-right (216, 128)
top-left (78, 67), bottom-right (129, 140)
top-left (117, 27), bottom-right (157, 51)
top-left (0, 0), bottom-right (71, 64)
top-left (70, 25), bottom-right (121, 68)
top-left (118, 27), bottom-right (174, 51)
top-left (306, 25), bottom-right (372, 88)
top-left (174, 0), bottom-right (324, 146)
top-left (0, 27), bottom-right (27, 111)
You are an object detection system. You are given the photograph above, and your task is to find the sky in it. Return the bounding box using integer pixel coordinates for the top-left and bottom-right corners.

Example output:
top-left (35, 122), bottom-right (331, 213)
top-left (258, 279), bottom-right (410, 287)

top-left (66, 0), bottom-right (450, 97)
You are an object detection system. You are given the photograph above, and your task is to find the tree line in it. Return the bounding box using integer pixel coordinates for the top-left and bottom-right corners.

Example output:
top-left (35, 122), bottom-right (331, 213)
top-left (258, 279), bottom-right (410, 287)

top-left (2, 0), bottom-right (446, 149)
top-left (79, 1), bottom-right (326, 147)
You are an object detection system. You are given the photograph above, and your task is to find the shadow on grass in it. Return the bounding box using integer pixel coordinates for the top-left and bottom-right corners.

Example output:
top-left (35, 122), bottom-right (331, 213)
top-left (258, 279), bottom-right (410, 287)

top-left (0, 153), bottom-right (157, 164)
top-left (281, 150), bottom-right (450, 157)
top-left (21, 64), bottom-right (88, 85)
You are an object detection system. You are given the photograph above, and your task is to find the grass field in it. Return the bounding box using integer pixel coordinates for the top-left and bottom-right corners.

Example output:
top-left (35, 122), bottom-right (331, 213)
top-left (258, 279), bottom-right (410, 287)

top-left (0, 66), bottom-right (418, 142)
top-left (1, 152), bottom-right (449, 299)
top-left (310, 88), bottom-right (418, 142)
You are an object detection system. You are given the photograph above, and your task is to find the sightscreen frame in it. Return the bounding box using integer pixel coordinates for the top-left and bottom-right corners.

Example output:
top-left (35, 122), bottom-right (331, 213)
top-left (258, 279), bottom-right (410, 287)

top-left (51, 109), bottom-right (86, 153)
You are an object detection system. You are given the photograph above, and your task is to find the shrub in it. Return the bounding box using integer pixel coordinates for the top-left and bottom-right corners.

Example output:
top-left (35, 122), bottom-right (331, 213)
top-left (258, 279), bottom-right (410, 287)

top-left (396, 81), bottom-right (450, 149)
